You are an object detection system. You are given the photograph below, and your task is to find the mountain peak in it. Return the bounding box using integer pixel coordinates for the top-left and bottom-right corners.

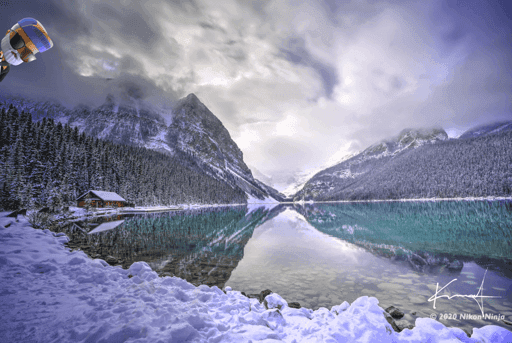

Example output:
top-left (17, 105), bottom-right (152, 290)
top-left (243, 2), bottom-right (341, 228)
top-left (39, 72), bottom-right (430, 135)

top-left (175, 93), bottom-right (205, 111)
top-left (363, 127), bottom-right (447, 157)
top-left (395, 127), bottom-right (448, 143)
top-left (184, 93), bottom-right (200, 103)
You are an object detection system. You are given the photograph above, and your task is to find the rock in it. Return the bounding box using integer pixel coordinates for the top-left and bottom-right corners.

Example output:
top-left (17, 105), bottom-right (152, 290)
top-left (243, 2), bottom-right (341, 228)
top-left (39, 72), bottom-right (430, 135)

top-left (105, 256), bottom-right (118, 264)
top-left (411, 312), bottom-right (416, 316)
top-left (263, 293), bottom-right (287, 310)
top-left (383, 311), bottom-right (401, 333)
top-left (409, 253), bottom-right (428, 271)
top-left (288, 302), bottom-right (301, 309)
top-left (246, 289), bottom-right (273, 303)
top-left (447, 260), bottom-right (463, 270)
top-left (385, 306), bottom-right (404, 319)
top-left (396, 320), bottom-right (414, 331)
top-left (7, 209), bottom-right (27, 217)
top-left (258, 289), bottom-right (272, 303)
top-left (6, 211), bottom-right (18, 218)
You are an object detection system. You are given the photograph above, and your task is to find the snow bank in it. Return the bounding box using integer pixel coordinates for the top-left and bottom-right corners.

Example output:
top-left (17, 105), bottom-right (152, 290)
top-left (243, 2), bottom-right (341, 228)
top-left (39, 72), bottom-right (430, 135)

top-left (1, 213), bottom-right (511, 342)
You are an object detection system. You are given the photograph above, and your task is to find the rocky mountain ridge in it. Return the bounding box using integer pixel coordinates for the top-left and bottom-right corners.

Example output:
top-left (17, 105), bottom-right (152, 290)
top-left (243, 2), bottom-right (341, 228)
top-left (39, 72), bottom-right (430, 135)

top-left (293, 124), bottom-right (512, 201)
top-left (0, 93), bottom-right (285, 202)
top-left (293, 127), bottom-right (449, 200)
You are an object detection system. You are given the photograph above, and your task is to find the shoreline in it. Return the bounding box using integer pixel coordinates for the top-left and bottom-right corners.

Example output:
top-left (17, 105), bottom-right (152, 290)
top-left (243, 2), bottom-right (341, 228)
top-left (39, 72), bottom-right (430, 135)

top-left (284, 196), bottom-right (512, 204)
top-left (6, 195), bottom-right (512, 221)
top-left (1, 212), bottom-right (511, 342)
top-left (37, 204), bottom-right (512, 336)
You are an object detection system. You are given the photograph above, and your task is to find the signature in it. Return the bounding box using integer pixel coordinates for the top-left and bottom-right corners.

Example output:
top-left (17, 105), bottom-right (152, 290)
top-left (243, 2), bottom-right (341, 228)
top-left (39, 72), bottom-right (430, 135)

top-left (428, 269), bottom-right (501, 316)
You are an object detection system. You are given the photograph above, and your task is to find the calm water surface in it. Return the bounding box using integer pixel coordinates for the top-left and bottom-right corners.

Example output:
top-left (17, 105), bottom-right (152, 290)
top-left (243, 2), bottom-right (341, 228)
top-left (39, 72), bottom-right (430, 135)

top-left (62, 201), bottom-right (512, 333)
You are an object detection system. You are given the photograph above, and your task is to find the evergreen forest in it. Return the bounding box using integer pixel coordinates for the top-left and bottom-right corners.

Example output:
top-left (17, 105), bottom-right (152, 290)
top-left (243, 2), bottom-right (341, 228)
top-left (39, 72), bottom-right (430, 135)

top-left (0, 105), bottom-right (247, 210)
top-left (301, 130), bottom-right (512, 201)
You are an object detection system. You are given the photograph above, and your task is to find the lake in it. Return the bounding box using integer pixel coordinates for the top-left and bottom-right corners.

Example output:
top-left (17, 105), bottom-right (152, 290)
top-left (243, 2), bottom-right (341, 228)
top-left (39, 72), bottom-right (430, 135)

top-left (59, 200), bottom-right (512, 333)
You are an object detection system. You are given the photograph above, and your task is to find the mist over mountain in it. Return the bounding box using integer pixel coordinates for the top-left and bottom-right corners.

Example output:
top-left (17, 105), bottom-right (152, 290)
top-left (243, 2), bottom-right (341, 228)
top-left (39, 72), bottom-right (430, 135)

top-left (0, 93), bottom-right (285, 203)
top-left (281, 151), bottom-right (361, 198)
top-left (2, 91), bottom-right (510, 204)
top-left (293, 125), bottom-right (512, 201)
top-left (458, 121), bottom-right (512, 140)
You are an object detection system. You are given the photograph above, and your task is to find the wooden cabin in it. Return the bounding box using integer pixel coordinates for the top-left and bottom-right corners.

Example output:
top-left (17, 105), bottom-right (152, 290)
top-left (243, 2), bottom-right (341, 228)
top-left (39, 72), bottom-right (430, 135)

top-left (76, 190), bottom-right (127, 208)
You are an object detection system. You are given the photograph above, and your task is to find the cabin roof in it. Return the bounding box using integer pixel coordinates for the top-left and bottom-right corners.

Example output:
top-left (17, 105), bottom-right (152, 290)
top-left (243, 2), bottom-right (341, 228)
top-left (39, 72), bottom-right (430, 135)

top-left (88, 220), bottom-right (125, 234)
top-left (76, 190), bottom-right (126, 202)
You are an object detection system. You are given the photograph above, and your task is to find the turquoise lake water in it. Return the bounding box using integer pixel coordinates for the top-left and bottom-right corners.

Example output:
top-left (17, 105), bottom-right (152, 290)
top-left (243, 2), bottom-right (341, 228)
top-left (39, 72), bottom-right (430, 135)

top-left (65, 200), bottom-right (512, 333)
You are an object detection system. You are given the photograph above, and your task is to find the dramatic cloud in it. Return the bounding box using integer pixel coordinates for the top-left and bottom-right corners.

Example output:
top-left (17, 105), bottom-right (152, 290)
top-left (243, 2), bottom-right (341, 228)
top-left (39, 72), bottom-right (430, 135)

top-left (2, 0), bottom-right (511, 191)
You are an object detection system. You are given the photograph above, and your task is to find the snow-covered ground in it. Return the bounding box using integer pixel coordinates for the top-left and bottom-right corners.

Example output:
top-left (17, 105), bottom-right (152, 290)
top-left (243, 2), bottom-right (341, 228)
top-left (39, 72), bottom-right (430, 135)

top-left (56, 204), bottom-right (246, 220)
top-left (1, 212), bottom-right (511, 342)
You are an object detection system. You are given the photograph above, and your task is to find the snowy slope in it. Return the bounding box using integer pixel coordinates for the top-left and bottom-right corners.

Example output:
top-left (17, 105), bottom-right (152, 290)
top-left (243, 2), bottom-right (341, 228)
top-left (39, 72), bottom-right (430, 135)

top-left (282, 169), bottom-right (323, 198)
top-left (459, 121), bottom-right (512, 140)
top-left (1, 213), bottom-right (511, 342)
top-left (294, 125), bottom-right (512, 201)
top-left (282, 151), bottom-right (360, 198)
top-left (294, 128), bottom-right (449, 201)
top-left (167, 94), bottom-right (285, 202)
top-left (0, 93), bottom-right (284, 203)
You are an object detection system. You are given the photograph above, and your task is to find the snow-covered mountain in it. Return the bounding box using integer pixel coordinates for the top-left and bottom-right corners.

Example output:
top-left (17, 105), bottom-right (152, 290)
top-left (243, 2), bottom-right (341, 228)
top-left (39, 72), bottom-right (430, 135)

top-left (295, 123), bottom-right (512, 201)
top-left (248, 165), bottom-right (274, 189)
top-left (282, 170), bottom-right (323, 198)
top-left (293, 128), bottom-right (449, 201)
top-left (281, 151), bottom-right (360, 198)
top-left (166, 94), bottom-right (283, 202)
top-left (0, 93), bottom-right (285, 202)
top-left (458, 121), bottom-right (512, 140)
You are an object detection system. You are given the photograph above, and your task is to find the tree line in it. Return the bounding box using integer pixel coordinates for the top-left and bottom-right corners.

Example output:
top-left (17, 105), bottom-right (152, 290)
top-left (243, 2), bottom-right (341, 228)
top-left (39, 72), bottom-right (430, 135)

top-left (314, 130), bottom-right (512, 201)
top-left (0, 105), bottom-right (247, 210)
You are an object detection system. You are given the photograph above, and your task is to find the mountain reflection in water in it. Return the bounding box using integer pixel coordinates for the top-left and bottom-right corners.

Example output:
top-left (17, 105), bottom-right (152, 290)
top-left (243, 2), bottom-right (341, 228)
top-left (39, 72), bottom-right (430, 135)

top-left (294, 201), bottom-right (512, 278)
top-left (61, 205), bottom-right (285, 288)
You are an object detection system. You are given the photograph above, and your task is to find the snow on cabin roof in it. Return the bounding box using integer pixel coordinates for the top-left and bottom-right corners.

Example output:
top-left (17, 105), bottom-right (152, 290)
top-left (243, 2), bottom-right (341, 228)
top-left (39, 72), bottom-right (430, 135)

top-left (76, 190), bottom-right (126, 202)
top-left (90, 191), bottom-right (126, 202)
top-left (88, 220), bottom-right (125, 234)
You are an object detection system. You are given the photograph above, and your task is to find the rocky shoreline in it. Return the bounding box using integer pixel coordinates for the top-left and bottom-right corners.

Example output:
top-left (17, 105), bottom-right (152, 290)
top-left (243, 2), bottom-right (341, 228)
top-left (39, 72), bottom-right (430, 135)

top-left (29, 210), bottom-right (494, 337)
top-left (64, 236), bottom-right (423, 334)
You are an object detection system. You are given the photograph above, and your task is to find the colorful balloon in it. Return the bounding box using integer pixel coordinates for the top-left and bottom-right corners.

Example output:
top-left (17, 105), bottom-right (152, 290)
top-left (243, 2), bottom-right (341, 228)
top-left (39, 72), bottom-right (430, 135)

top-left (0, 17), bottom-right (53, 82)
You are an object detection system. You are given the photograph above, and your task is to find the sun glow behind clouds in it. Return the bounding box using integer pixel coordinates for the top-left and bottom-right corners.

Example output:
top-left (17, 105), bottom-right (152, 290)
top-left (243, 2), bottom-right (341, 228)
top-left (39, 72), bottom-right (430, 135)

top-left (275, 114), bottom-right (299, 136)
top-left (196, 68), bottom-right (242, 87)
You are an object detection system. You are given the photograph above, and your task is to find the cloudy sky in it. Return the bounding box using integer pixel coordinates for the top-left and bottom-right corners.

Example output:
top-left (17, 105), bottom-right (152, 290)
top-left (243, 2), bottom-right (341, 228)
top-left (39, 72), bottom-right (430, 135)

top-left (2, 0), bottom-right (511, 191)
